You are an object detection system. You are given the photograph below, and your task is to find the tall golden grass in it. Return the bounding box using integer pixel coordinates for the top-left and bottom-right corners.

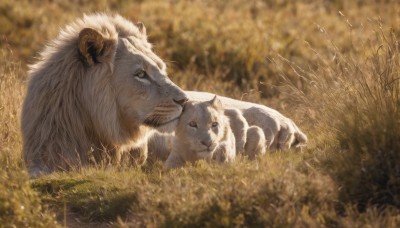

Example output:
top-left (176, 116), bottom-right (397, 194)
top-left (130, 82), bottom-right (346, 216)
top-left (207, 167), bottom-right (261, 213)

top-left (0, 50), bottom-right (58, 226)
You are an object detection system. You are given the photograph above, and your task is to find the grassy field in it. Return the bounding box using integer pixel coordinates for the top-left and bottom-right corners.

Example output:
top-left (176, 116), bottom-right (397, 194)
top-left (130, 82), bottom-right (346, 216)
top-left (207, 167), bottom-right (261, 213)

top-left (1, 0), bottom-right (400, 227)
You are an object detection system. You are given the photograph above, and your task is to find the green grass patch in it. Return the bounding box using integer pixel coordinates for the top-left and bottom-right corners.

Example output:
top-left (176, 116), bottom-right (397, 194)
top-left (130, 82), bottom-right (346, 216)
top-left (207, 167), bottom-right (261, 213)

top-left (33, 170), bottom-right (141, 222)
top-left (0, 154), bottom-right (58, 227)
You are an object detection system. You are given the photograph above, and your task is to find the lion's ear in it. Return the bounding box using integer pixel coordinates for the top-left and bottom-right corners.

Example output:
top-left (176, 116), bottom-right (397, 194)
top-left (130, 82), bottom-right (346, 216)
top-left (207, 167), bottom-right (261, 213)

top-left (210, 95), bottom-right (223, 110)
top-left (136, 22), bottom-right (146, 36)
top-left (78, 28), bottom-right (116, 66)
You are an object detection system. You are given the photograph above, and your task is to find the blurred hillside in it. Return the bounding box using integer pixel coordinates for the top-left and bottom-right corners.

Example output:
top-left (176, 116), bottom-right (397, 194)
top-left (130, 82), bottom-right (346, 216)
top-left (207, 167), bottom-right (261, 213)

top-left (2, 0), bottom-right (398, 102)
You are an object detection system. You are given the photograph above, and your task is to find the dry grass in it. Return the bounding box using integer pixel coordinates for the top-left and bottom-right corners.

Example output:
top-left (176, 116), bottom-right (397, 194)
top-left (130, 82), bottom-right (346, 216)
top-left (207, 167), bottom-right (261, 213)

top-left (0, 50), bottom-right (58, 227)
top-left (1, 0), bottom-right (400, 227)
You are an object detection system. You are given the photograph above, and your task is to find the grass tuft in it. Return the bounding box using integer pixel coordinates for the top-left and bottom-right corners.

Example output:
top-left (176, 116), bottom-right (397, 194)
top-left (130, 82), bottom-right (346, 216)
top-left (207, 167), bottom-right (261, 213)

top-left (282, 24), bottom-right (400, 211)
top-left (0, 154), bottom-right (58, 227)
top-left (331, 31), bottom-right (400, 210)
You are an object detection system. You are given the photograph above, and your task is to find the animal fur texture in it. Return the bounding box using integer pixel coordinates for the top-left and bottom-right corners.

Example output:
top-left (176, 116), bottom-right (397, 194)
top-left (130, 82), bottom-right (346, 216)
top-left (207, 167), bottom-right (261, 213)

top-left (164, 96), bottom-right (236, 169)
top-left (21, 13), bottom-right (187, 177)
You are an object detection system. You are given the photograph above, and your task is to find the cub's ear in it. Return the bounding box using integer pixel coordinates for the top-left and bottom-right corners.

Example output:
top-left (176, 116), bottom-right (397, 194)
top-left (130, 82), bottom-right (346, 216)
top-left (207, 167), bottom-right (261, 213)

top-left (210, 95), bottom-right (223, 110)
top-left (136, 22), bottom-right (146, 36)
top-left (78, 28), bottom-right (116, 66)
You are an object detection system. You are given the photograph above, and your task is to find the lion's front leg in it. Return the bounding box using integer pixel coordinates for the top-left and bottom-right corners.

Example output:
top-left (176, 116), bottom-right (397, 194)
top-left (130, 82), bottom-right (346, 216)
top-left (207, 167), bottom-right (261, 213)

top-left (120, 142), bottom-right (148, 167)
top-left (224, 108), bottom-right (248, 155)
top-left (244, 126), bottom-right (267, 159)
top-left (147, 132), bottom-right (174, 163)
top-left (164, 151), bottom-right (185, 170)
top-left (242, 108), bottom-right (307, 151)
top-left (213, 141), bottom-right (236, 163)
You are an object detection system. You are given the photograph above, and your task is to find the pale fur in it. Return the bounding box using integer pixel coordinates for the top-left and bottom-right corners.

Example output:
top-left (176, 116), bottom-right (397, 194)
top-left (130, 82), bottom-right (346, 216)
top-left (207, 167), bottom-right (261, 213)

top-left (184, 91), bottom-right (308, 150)
top-left (224, 109), bottom-right (267, 159)
top-left (147, 132), bottom-right (174, 164)
top-left (164, 97), bottom-right (236, 169)
top-left (224, 109), bottom-right (248, 155)
top-left (148, 108), bottom-right (268, 163)
top-left (149, 94), bottom-right (306, 163)
top-left (21, 13), bottom-right (187, 177)
top-left (245, 126), bottom-right (267, 159)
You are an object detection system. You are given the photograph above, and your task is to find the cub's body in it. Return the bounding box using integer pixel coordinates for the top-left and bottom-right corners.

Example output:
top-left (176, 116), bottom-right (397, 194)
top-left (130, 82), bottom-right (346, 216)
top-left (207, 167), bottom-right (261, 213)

top-left (164, 97), bottom-right (236, 169)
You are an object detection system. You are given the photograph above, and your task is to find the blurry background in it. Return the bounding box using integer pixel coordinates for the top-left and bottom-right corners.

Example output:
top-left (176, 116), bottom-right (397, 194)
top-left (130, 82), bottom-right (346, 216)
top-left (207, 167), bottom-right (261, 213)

top-left (1, 0), bottom-right (398, 100)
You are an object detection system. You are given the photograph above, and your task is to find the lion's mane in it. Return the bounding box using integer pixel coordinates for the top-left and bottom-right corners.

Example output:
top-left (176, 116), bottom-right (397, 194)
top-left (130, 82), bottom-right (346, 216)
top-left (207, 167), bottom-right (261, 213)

top-left (21, 13), bottom-right (183, 176)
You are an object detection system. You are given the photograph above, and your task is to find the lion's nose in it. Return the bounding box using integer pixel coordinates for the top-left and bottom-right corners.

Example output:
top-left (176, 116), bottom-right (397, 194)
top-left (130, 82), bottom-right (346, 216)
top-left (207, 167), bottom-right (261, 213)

top-left (173, 97), bottom-right (188, 107)
top-left (201, 140), bottom-right (212, 148)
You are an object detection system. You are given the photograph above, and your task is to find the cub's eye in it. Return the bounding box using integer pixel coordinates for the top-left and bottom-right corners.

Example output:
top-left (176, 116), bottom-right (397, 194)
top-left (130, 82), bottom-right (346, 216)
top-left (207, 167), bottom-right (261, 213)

top-left (211, 122), bottom-right (219, 127)
top-left (188, 121), bottom-right (198, 128)
top-left (134, 69), bottom-right (147, 78)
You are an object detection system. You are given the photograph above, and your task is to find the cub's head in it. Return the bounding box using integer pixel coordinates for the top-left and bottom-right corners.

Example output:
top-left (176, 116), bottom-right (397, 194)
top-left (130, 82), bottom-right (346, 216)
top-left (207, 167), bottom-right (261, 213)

top-left (75, 14), bottom-right (187, 139)
top-left (174, 96), bottom-right (228, 161)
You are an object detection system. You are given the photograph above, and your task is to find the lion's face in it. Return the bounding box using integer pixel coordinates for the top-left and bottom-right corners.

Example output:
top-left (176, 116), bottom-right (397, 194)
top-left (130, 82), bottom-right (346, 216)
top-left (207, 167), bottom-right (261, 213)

top-left (112, 35), bottom-right (187, 133)
top-left (175, 97), bottom-right (227, 161)
top-left (75, 17), bottom-right (187, 142)
top-left (22, 14), bottom-right (189, 175)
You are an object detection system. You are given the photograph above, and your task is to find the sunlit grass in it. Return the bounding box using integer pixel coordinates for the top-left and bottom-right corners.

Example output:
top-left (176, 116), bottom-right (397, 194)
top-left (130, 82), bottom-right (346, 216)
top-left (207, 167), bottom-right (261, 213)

top-left (0, 50), bottom-right (58, 227)
top-left (1, 0), bottom-right (400, 226)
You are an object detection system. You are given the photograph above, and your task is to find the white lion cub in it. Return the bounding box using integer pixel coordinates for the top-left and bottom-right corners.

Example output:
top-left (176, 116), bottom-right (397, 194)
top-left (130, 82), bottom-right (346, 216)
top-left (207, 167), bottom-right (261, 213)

top-left (164, 96), bottom-right (236, 169)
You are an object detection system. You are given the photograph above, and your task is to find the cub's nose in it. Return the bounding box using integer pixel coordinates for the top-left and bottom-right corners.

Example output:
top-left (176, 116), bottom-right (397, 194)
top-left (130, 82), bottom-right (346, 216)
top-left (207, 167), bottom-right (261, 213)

top-left (173, 97), bottom-right (188, 107)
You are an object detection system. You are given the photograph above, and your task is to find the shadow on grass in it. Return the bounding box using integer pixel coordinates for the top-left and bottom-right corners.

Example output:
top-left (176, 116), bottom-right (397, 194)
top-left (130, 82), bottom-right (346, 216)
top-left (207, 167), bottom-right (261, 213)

top-left (32, 178), bottom-right (139, 223)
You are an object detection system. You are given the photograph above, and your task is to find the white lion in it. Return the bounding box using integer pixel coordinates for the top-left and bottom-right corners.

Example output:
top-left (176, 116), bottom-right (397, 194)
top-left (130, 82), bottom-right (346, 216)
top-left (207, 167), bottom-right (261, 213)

top-left (152, 96), bottom-right (272, 169)
top-left (21, 13), bottom-right (187, 177)
top-left (22, 13), bottom-right (307, 176)
top-left (151, 92), bottom-right (308, 163)
top-left (184, 91), bottom-right (308, 150)
top-left (164, 96), bottom-right (236, 169)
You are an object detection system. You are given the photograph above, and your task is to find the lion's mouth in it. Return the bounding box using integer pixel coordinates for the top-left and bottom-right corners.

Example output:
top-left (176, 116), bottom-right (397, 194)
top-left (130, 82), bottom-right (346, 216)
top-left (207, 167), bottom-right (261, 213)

top-left (144, 104), bottom-right (184, 128)
top-left (196, 151), bottom-right (214, 159)
top-left (144, 115), bottom-right (179, 128)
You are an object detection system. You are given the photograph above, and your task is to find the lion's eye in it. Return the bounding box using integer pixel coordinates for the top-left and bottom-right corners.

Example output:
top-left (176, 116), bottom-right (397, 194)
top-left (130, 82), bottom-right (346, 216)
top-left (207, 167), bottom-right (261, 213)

top-left (134, 70), bottom-right (147, 78)
top-left (211, 122), bottom-right (218, 128)
top-left (189, 121), bottom-right (198, 128)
